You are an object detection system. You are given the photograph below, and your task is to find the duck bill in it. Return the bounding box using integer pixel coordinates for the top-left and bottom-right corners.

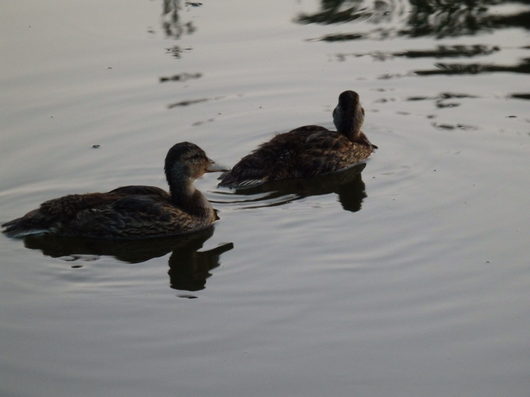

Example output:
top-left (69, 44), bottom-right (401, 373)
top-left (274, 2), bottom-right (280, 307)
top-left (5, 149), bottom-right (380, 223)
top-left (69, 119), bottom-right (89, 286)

top-left (206, 159), bottom-right (229, 173)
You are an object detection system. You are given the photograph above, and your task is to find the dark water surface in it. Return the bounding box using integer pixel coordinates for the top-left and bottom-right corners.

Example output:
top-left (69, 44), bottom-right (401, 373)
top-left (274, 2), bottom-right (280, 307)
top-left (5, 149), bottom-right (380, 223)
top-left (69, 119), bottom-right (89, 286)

top-left (1, 1), bottom-right (529, 396)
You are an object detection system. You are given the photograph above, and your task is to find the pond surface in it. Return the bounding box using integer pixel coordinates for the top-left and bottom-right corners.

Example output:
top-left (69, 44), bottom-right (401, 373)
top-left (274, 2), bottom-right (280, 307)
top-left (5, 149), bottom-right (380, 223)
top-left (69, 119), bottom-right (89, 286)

top-left (1, 1), bottom-right (529, 396)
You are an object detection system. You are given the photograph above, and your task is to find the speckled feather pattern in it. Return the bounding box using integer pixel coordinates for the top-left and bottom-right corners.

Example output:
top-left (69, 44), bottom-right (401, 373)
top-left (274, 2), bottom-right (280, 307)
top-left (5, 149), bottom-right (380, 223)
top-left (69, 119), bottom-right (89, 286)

top-left (2, 187), bottom-right (214, 239)
top-left (219, 125), bottom-right (374, 187)
top-left (2, 142), bottom-right (218, 239)
top-left (64, 195), bottom-right (214, 239)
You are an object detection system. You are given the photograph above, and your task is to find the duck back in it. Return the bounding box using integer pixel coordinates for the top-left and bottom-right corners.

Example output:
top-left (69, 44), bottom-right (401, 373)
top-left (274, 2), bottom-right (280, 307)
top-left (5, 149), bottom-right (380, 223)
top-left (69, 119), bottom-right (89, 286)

top-left (63, 194), bottom-right (212, 239)
top-left (2, 187), bottom-right (211, 239)
top-left (219, 125), bottom-right (373, 188)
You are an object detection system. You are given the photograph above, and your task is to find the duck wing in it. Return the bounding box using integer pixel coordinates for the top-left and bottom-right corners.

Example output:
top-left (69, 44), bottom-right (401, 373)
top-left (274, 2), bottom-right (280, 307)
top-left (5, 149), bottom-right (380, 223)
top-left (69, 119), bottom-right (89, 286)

top-left (218, 125), bottom-right (329, 187)
top-left (2, 192), bottom-right (124, 237)
top-left (109, 185), bottom-right (170, 200)
top-left (297, 130), bottom-right (374, 176)
top-left (65, 196), bottom-right (206, 239)
top-left (2, 187), bottom-right (169, 238)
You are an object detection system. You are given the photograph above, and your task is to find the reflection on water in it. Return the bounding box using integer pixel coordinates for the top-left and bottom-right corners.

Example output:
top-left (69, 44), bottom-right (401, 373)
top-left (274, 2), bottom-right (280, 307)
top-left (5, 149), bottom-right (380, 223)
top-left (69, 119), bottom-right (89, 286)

top-left (393, 45), bottom-right (500, 59)
top-left (296, 0), bottom-right (386, 25)
top-left (405, 1), bottom-right (530, 38)
top-left (407, 92), bottom-right (478, 108)
top-left (298, 0), bottom-right (530, 38)
top-left (165, 45), bottom-right (192, 59)
top-left (167, 95), bottom-right (224, 109)
top-left (159, 72), bottom-right (202, 83)
top-left (300, 0), bottom-right (530, 78)
top-left (335, 44), bottom-right (501, 61)
top-left (510, 93), bottom-right (530, 100)
top-left (215, 163), bottom-right (368, 212)
top-left (23, 228), bottom-right (234, 292)
top-left (167, 97), bottom-right (209, 108)
top-left (162, 0), bottom-right (196, 39)
top-left (1, 0), bottom-right (529, 395)
top-left (161, 0), bottom-right (210, 110)
top-left (414, 58), bottom-right (530, 75)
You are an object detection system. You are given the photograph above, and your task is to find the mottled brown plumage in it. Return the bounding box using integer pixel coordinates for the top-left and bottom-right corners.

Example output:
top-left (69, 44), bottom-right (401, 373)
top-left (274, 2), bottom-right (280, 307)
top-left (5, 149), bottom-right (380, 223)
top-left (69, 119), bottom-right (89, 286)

top-left (219, 90), bottom-right (377, 188)
top-left (2, 142), bottom-right (224, 239)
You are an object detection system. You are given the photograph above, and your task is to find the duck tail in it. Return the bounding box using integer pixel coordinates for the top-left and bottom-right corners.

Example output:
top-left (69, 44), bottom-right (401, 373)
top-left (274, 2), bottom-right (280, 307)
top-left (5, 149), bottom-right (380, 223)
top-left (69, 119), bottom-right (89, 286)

top-left (217, 171), bottom-right (238, 187)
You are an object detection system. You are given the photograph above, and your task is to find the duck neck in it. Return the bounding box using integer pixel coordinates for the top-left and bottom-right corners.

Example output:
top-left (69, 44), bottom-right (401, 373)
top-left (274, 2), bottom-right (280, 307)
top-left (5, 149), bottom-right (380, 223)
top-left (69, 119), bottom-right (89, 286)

top-left (334, 106), bottom-right (364, 142)
top-left (341, 120), bottom-right (359, 141)
top-left (168, 174), bottom-right (213, 219)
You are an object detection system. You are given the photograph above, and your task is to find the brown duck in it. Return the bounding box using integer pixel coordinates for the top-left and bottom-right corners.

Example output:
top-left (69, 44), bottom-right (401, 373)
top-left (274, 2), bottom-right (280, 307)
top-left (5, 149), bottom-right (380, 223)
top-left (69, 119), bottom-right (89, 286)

top-left (218, 90), bottom-right (377, 188)
top-left (2, 142), bottom-right (225, 239)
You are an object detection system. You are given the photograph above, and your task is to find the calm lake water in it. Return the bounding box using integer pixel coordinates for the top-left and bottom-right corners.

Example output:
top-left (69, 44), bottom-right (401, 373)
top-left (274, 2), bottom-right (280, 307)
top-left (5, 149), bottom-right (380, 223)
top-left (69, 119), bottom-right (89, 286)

top-left (1, 1), bottom-right (529, 396)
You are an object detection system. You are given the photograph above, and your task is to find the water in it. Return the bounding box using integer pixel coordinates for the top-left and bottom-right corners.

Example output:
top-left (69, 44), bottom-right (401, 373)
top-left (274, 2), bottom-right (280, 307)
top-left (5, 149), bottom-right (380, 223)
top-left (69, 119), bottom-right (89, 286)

top-left (1, 1), bottom-right (529, 396)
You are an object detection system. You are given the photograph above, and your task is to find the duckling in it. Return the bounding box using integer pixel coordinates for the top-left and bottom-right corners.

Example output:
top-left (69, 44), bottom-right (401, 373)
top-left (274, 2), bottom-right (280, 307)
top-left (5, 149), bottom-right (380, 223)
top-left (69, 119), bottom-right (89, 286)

top-left (2, 142), bottom-right (225, 239)
top-left (218, 90), bottom-right (377, 188)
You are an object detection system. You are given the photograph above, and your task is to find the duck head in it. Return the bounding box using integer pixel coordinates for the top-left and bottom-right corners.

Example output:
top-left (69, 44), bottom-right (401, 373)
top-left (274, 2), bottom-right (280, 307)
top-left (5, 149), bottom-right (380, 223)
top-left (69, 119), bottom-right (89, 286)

top-left (164, 142), bottom-right (226, 214)
top-left (164, 142), bottom-right (226, 184)
top-left (332, 90), bottom-right (364, 141)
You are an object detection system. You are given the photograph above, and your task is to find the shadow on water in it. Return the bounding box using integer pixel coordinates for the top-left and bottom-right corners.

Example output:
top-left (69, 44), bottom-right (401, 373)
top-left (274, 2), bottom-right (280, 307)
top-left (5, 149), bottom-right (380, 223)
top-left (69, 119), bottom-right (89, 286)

top-left (214, 163), bottom-right (368, 213)
top-left (22, 228), bottom-right (234, 293)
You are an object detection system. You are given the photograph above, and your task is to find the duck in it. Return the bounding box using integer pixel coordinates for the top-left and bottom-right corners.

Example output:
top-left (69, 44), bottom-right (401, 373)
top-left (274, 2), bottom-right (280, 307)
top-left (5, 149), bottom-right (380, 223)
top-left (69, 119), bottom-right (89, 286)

top-left (218, 90), bottom-right (377, 188)
top-left (2, 142), bottom-right (225, 239)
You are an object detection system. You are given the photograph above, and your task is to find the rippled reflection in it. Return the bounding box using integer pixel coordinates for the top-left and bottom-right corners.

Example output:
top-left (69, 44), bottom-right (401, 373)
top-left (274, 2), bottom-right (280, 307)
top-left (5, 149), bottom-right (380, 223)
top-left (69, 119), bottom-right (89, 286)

top-left (510, 93), bottom-right (530, 100)
top-left (159, 72), bottom-right (202, 83)
top-left (299, 1), bottom-right (530, 79)
top-left (296, 0), bottom-right (393, 26)
top-left (414, 58), bottom-right (530, 75)
top-left (162, 0), bottom-right (197, 39)
top-left (335, 45), bottom-right (501, 62)
top-left (22, 228), bottom-right (234, 292)
top-left (214, 163), bottom-right (368, 213)
top-left (161, 0), bottom-right (211, 110)
top-left (298, 0), bottom-right (530, 39)
top-left (407, 92), bottom-right (478, 108)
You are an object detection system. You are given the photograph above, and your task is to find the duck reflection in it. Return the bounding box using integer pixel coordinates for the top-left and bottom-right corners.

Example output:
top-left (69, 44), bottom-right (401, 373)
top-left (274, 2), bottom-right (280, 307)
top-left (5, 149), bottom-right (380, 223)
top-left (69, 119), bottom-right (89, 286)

top-left (22, 228), bottom-right (234, 292)
top-left (217, 163), bottom-right (368, 213)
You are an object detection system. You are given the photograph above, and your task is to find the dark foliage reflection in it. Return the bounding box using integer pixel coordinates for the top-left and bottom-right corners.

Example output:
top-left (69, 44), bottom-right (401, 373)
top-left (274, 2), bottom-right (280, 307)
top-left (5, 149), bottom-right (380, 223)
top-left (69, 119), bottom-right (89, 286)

top-left (509, 93), bottom-right (530, 100)
top-left (297, 0), bottom-right (530, 39)
top-left (159, 72), bottom-right (202, 83)
top-left (160, 0), bottom-right (210, 109)
top-left (162, 0), bottom-right (197, 39)
top-left (298, 1), bottom-right (530, 78)
top-left (334, 45), bottom-right (501, 62)
top-left (414, 58), bottom-right (530, 75)
top-left (23, 228), bottom-right (234, 292)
